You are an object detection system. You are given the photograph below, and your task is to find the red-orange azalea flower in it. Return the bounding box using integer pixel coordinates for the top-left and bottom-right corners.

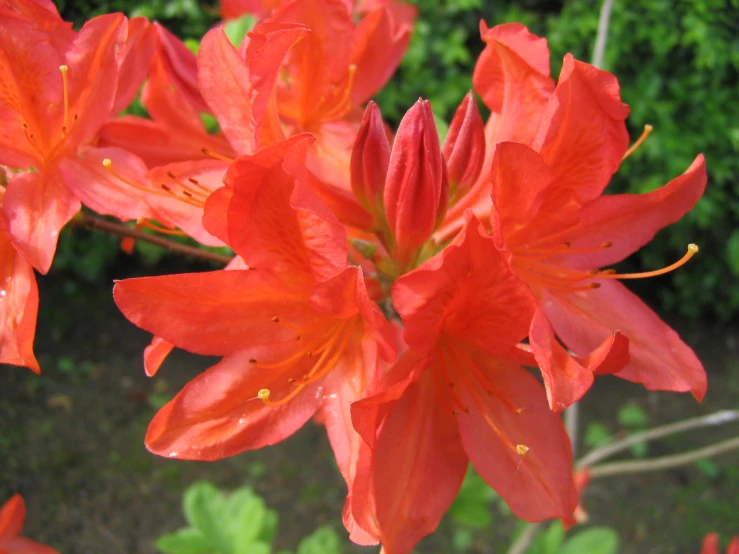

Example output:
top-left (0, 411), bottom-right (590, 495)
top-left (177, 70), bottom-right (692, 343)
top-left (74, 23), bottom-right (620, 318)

top-left (0, 9), bottom-right (153, 273)
top-left (0, 182), bottom-right (38, 373)
top-left (0, 494), bottom-right (58, 554)
top-left (349, 213), bottom-right (576, 553)
top-left (114, 137), bottom-right (396, 541)
top-left (434, 22), bottom-right (705, 409)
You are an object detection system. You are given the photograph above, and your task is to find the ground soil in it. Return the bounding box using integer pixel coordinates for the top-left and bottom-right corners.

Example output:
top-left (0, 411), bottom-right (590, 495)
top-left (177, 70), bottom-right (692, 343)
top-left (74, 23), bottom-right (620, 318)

top-left (2, 273), bottom-right (737, 554)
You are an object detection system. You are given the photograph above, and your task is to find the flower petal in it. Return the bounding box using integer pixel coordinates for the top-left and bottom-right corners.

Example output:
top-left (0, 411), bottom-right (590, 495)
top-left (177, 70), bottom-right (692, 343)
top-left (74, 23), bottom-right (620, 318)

top-left (1, 536), bottom-right (59, 554)
top-left (58, 146), bottom-right (154, 221)
top-left (0, 229), bottom-right (39, 373)
top-left (114, 269), bottom-right (311, 356)
top-left (532, 55), bottom-right (630, 204)
top-left (529, 310), bottom-right (629, 410)
top-left (557, 155), bottom-right (707, 270)
top-left (145, 351), bottom-right (322, 460)
top-left (3, 171), bottom-right (80, 274)
top-left (220, 135), bottom-right (348, 287)
top-left (542, 280), bottom-right (706, 400)
top-left (143, 337), bottom-right (174, 378)
top-left (393, 213), bottom-right (535, 356)
top-left (473, 22), bottom-right (554, 145)
top-left (354, 370), bottom-right (468, 554)
top-left (457, 350), bottom-right (577, 522)
top-left (199, 23), bottom-right (308, 154)
top-left (0, 493), bottom-right (25, 538)
top-left (63, 13), bottom-right (127, 148)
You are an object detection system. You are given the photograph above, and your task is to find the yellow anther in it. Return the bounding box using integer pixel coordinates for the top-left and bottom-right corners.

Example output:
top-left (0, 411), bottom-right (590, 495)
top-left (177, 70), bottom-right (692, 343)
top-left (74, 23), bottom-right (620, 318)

top-left (622, 124), bottom-right (653, 160)
top-left (102, 158), bottom-right (112, 169)
top-left (257, 389), bottom-right (271, 401)
top-left (516, 444), bottom-right (530, 456)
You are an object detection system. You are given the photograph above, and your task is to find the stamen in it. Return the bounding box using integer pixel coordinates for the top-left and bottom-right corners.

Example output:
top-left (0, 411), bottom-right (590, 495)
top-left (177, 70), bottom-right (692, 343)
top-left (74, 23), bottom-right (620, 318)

top-left (597, 244), bottom-right (698, 280)
top-left (59, 65), bottom-right (69, 134)
top-left (515, 444), bottom-right (530, 456)
top-left (316, 65), bottom-right (358, 122)
top-left (201, 147), bottom-right (234, 162)
top-left (166, 171), bottom-right (208, 200)
top-left (622, 124), bottom-right (653, 160)
top-left (271, 316), bottom-right (305, 335)
top-left (186, 177), bottom-right (212, 194)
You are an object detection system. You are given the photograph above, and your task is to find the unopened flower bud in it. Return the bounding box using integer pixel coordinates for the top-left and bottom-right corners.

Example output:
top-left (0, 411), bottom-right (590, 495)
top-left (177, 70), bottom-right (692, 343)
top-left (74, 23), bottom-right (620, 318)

top-left (384, 99), bottom-right (448, 268)
top-left (351, 101), bottom-right (390, 218)
top-left (443, 92), bottom-right (485, 201)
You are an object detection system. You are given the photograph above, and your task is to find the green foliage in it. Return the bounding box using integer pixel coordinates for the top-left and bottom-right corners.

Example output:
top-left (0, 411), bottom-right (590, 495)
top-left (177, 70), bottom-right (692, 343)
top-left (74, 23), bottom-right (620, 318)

top-left (156, 481), bottom-right (342, 554)
top-left (449, 467), bottom-right (498, 528)
top-left (525, 522), bottom-right (620, 554)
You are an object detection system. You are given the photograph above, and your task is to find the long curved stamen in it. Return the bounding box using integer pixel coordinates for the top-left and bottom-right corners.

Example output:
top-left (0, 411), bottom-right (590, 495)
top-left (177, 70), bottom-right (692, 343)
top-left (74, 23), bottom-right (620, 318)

top-left (201, 147), bottom-right (234, 162)
top-left (166, 171), bottom-right (208, 201)
top-left (622, 124), bottom-right (653, 161)
top-left (597, 244), bottom-right (698, 280)
top-left (59, 65), bottom-right (69, 135)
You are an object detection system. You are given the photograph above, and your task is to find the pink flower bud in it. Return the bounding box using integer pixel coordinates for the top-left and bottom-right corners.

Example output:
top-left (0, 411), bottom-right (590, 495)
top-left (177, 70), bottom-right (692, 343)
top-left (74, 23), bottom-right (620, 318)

top-left (443, 92), bottom-right (485, 200)
top-left (351, 101), bottom-right (390, 218)
top-left (384, 99), bottom-right (447, 268)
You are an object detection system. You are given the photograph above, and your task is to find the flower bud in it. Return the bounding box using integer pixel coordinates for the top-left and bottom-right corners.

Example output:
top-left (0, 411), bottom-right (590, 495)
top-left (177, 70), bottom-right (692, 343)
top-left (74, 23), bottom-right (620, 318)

top-left (384, 99), bottom-right (448, 268)
top-left (350, 101), bottom-right (390, 218)
top-left (443, 92), bottom-right (485, 201)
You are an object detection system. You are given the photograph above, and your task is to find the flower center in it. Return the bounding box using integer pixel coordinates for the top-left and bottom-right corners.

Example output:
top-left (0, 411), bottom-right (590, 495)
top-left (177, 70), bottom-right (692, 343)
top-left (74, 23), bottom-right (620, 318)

top-left (256, 316), bottom-right (358, 407)
top-left (102, 159), bottom-right (209, 209)
top-left (432, 337), bottom-right (529, 461)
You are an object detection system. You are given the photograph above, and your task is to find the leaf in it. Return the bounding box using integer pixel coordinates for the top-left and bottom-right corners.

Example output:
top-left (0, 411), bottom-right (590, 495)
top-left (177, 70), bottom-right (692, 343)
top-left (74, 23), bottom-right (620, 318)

top-left (183, 481), bottom-right (231, 553)
top-left (584, 421), bottom-right (610, 449)
top-left (726, 230), bottom-right (739, 276)
top-left (155, 528), bottom-right (212, 554)
top-left (297, 527), bottom-right (342, 554)
top-left (617, 403), bottom-right (648, 428)
top-left (233, 541), bottom-right (271, 554)
top-left (224, 14), bottom-right (258, 48)
top-left (561, 527), bottom-right (620, 554)
top-left (541, 522), bottom-right (565, 554)
top-left (449, 467), bottom-right (495, 528)
top-left (229, 489), bottom-right (267, 546)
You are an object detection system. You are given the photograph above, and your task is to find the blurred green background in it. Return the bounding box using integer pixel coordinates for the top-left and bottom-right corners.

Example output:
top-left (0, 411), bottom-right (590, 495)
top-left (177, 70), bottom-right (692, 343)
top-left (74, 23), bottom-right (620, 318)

top-left (54, 0), bottom-right (739, 321)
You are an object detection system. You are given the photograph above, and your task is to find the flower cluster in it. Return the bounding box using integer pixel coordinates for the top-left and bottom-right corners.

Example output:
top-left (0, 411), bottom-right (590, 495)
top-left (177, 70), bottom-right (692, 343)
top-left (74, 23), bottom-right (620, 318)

top-left (0, 1), bottom-right (708, 552)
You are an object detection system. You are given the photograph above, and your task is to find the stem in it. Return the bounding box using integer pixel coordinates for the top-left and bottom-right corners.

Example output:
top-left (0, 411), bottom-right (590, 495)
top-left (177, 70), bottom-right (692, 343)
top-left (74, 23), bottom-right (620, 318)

top-left (577, 410), bottom-right (739, 468)
top-left (592, 0), bottom-right (615, 69)
top-left (587, 436), bottom-right (739, 479)
top-left (73, 212), bottom-right (232, 265)
top-left (565, 403), bottom-right (580, 457)
top-left (506, 523), bottom-right (542, 554)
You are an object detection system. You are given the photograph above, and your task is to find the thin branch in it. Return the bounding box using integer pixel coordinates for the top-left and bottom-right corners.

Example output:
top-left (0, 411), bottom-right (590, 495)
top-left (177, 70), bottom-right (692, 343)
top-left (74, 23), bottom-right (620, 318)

top-left (565, 403), bottom-right (580, 457)
top-left (577, 410), bottom-right (739, 468)
top-left (592, 0), bottom-right (615, 69)
top-left (73, 212), bottom-right (232, 265)
top-left (587, 435), bottom-right (739, 479)
top-left (506, 523), bottom-right (542, 554)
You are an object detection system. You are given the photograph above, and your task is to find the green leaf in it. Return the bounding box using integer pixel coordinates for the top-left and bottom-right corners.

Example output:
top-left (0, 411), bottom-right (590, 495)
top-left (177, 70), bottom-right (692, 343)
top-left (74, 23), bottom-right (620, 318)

top-left (233, 541), bottom-right (270, 554)
top-left (297, 527), bottom-right (342, 554)
top-left (155, 528), bottom-right (212, 554)
top-left (258, 510), bottom-right (279, 544)
top-left (617, 403), bottom-right (648, 428)
top-left (183, 481), bottom-right (231, 553)
top-left (230, 490), bottom-right (267, 546)
top-left (541, 522), bottom-right (565, 554)
top-left (224, 14), bottom-right (258, 47)
top-left (561, 527), bottom-right (620, 554)
top-left (584, 421), bottom-right (611, 449)
top-left (449, 468), bottom-right (495, 528)
top-left (726, 230), bottom-right (739, 276)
